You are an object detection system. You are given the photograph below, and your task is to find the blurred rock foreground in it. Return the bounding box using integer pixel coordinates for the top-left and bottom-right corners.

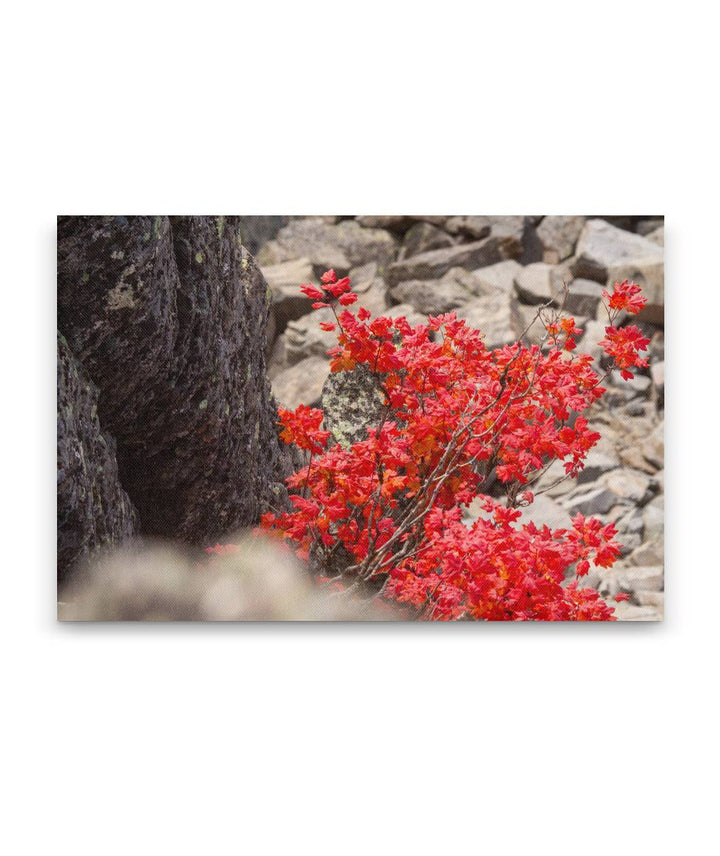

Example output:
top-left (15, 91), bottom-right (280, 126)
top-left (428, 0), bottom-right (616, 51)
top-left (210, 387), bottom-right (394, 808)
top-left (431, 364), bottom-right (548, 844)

top-left (59, 537), bottom-right (392, 621)
top-left (262, 215), bottom-right (665, 621)
top-left (57, 214), bottom-right (664, 620)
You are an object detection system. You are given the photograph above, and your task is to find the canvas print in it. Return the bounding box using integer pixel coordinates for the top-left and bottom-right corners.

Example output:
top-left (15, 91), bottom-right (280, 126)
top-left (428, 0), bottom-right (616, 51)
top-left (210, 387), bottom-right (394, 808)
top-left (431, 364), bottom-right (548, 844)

top-left (57, 215), bottom-right (664, 621)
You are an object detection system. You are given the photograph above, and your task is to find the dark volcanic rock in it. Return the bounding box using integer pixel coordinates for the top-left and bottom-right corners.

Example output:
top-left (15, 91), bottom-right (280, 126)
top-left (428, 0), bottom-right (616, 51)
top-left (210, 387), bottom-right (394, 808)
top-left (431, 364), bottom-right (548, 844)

top-left (57, 216), bottom-right (290, 546)
top-left (57, 332), bottom-right (137, 584)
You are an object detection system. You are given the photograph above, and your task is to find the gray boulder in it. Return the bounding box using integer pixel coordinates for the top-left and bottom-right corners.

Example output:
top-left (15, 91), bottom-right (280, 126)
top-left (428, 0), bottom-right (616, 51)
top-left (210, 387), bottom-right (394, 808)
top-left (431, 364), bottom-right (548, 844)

top-left (389, 267), bottom-right (490, 315)
top-left (599, 468), bottom-right (656, 505)
top-left (386, 234), bottom-right (522, 287)
top-left (261, 257), bottom-right (316, 336)
top-left (445, 216), bottom-right (491, 240)
top-left (272, 355), bottom-right (331, 410)
top-left (486, 216), bottom-right (544, 264)
top-left (321, 363), bottom-right (388, 448)
top-left (400, 221), bottom-right (455, 258)
top-left (257, 217), bottom-right (398, 275)
top-left (513, 263), bottom-right (563, 306)
top-left (572, 219), bottom-right (664, 323)
top-left (536, 215), bottom-right (585, 263)
top-left (564, 279), bottom-right (605, 317)
top-left (562, 485), bottom-right (617, 516)
top-left (456, 292), bottom-right (516, 348)
top-left (470, 259), bottom-right (524, 294)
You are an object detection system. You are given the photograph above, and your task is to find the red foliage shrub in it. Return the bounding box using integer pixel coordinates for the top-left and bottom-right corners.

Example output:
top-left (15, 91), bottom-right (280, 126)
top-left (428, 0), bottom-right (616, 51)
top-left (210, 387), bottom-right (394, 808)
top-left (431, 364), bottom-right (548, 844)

top-left (258, 272), bottom-right (650, 620)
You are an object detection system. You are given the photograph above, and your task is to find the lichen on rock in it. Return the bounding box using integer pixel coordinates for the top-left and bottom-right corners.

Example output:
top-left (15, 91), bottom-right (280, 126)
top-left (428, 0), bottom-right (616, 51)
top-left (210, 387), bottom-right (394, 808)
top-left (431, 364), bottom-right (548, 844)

top-left (321, 363), bottom-right (388, 449)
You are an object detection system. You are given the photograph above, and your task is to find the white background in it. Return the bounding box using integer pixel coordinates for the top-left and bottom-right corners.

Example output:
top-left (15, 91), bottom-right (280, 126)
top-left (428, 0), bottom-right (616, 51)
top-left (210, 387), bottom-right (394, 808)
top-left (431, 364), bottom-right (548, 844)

top-left (2, 1), bottom-right (717, 854)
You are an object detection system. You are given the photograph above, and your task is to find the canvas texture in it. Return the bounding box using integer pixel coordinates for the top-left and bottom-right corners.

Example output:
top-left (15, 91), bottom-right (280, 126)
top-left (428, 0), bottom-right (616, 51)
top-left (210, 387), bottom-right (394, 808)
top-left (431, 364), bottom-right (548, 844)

top-left (57, 215), bottom-right (664, 621)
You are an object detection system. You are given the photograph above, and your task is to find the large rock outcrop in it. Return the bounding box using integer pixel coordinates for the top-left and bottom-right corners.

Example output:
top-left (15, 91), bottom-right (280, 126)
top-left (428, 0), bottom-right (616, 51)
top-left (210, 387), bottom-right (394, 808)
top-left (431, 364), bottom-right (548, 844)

top-left (57, 332), bottom-right (137, 584)
top-left (57, 216), bottom-right (290, 563)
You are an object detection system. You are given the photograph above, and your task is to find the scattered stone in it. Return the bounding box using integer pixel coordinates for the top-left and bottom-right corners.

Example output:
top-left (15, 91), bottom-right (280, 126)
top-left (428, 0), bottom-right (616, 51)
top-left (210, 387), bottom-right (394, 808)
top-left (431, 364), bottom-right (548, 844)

top-left (356, 215), bottom-right (447, 232)
top-left (618, 444), bottom-right (657, 474)
top-left (470, 259), bottom-right (524, 294)
top-left (627, 536), bottom-right (664, 567)
top-left (271, 355), bottom-right (331, 409)
top-left (536, 215), bottom-right (585, 263)
top-left (614, 507), bottom-right (645, 555)
top-left (640, 421), bottom-right (664, 470)
top-left (564, 278), bottom-right (605, 316)
top-left (575, 319), bottom-right (608, 365)
top-left (445, 216), bottom-right (491, 240)
top-left (646, 226), bottom-right (664, 247)
top-left (610, 370), bottom-right (651, 395)
top-left (400, 221), bottom-right (455, 259)
top-left (510, 300), bottom-right (552, 346)
top-left (576, 439), bottom-right (621, 485)
top-left (624, 402), bottom-right (648, 418)
top-left (642, 496), bottom-right (664, 541)
top-left (636, 218), bottom-right (664, 237)
top-left (385, 235), bottom-right (522, 287)
top-left (562, 486), bottom-right (617, 516)
top-left (257, 217), bottom-right (398, 275)
top-left (517, 494), bottom-right (573, 530)
top-left (572, 219), bottom-right (664, 323)
top-left (487, 216), bottom-right (544, 264)
top-left (635, 590), bottom-right (664, 609)
top-left (456, 292), bottom-right (516, 348)
top-left (598, 564), bottom-right (664, 596)
top-left (611, 602), bottom-right (662, 621)
top-left (389, 267), bottom-right (485, 315)
top-left (262, 257), bottom-right (316, 333)
top-left (651, 361), bottom-right (665, 407)
top-left (513, 262), bottom-right (561, 305)
top-left (272, 307), bottom-right (337, 372)
top-left (532, 465), bottom-right (575, 499)
top-left (599, 468), bottom-right (655, 505)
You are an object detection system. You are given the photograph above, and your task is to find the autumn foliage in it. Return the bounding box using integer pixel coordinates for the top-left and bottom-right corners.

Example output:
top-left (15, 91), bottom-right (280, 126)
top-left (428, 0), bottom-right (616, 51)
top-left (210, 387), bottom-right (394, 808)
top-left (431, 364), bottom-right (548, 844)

top-left (255, 272), bottom-right (650, 620)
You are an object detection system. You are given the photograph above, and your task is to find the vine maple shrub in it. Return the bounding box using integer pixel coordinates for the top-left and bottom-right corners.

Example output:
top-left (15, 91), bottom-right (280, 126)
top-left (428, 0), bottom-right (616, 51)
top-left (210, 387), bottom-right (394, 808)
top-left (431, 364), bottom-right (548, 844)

top-left (253, 272), bottom-right (651, 620)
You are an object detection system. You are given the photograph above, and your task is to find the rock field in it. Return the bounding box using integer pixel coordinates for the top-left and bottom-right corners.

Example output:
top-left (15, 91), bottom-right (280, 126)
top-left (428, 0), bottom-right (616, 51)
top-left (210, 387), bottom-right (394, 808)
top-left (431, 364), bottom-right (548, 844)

top-left (259, 215), bottom-right (665, 620)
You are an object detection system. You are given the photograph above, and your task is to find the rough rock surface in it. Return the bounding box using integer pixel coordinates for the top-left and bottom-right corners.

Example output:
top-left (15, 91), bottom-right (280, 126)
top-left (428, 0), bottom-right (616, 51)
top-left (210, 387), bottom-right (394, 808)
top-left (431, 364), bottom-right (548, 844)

top-left (272, 355), bottom-right (331, 410)
top-left (513, 262), bottom-right (562, 306)
top-left (389, 267), bottom-right (489, 315)
top-left (236, 216), bottom-right (291, 256)
top-left (321, 364), bottom-right (388, 448)
top-left (257, 217), bottom-right (397, 276)
top-left (262, 257), bottom-right (316, 335)
top-left (564, 278), bottom-right (605, 316)
top-left (57, 333), bottom-right (138, 584)
top-left (400, 221), bottom-right (456, 258)
top-left (57, 215), bottom-right (291, 552)
top-left (572, 219), bottom-right (664, 323)
top-left (386, 235), bottom-right (522, 286)
top-left (454, 292), bottom-right (516, 349)
top-left (536, 215), bottom-right (585, 263)
top-left (471, 259), bottom-right (523, 294)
